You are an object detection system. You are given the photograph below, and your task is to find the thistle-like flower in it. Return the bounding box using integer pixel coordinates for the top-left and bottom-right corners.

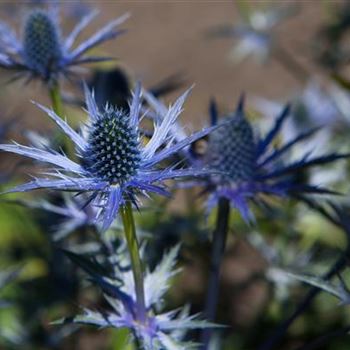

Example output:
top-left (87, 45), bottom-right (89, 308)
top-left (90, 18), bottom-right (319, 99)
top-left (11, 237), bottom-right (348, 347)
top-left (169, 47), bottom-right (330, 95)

top-left (208, 2), bottom-right (295, 63)
top-left (0, 84), bottom-right (217, 231)
top-left (60, 246), bottom-right (216, 350)
top-left (198, 96), bottom-right (349, 222)
top-left (0, 6), bottom-right (128, 83)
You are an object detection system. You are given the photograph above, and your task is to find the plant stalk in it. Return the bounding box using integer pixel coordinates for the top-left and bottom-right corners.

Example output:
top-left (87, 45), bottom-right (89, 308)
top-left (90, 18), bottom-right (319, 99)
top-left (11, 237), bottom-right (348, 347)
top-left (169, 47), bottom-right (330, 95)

top-left (273, 45), bottom-right (310, 84)
top-left (201, 197), bottom-right (230, 349)
top-left (120, 202), bottom-right (147, 322)
top-left (49, 81), bottom-right (64, 118)
top-left (48, 81), bottom-right (75, 157)
top-left (295, 324), bottom-right (350, 350)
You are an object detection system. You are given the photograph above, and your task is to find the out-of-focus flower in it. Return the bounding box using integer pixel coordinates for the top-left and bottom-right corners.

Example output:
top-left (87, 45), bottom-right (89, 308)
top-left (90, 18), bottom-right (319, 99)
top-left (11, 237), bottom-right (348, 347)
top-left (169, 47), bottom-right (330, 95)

top-left (59, 245), bottom-right (216, 350)
top-left (0, 268), bottom-right (20, 308)
top-left (0, 6), bottom-right (128, 84)
top-left (0, 268), bottom-right (26, 347)
top-left (254, 80), bottom-right (350, 137)
top-left (195, 96), bottom-right (349, 222)
top-left (207, 2), bottom-right (295, 63)
top-left (12, 194), bottom-right (98, 241)
top-left (62, 67), bottom-right (185, 112)
top-left (89, 68), bottom-right (185, 110)
top-left (0, 84), bottom-right (218, 231)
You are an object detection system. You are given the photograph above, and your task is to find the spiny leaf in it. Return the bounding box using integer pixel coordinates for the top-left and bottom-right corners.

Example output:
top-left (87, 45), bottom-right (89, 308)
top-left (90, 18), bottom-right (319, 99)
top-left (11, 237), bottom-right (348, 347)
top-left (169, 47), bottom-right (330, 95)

top-left (61, 249), bottom-right (110, 278)
top-left (282, 270), bottom-right (350, 304)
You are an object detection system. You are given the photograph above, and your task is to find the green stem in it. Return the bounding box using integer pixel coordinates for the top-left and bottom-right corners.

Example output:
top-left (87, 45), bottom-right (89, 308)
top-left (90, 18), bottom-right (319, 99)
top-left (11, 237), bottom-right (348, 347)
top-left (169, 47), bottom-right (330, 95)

top-left (120, 202), bottom-right (146, 322)
top-left (48, 82), bottom-right (75, 157)
top-left (49, 81), bottom-right (64, 118)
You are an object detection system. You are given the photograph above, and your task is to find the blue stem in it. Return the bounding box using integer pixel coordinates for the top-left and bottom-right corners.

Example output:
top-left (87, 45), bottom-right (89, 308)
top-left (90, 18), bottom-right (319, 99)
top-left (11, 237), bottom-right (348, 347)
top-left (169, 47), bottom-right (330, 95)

top-left (201, 197), bottom-right (230, 349)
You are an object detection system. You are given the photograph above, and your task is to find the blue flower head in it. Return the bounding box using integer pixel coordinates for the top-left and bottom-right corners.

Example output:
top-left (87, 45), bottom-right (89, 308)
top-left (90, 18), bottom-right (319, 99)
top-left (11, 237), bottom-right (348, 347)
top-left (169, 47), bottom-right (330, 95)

top-left (23, 10), bottom-right (63, 79)
top-left (59, 245), bottom-right (217, 349)
top-left (0, 5), bottom-right (128, 83)
top-left (201, 97), bottom-right (349, 221)
top-left (0, 84), bottom-right (217, 231)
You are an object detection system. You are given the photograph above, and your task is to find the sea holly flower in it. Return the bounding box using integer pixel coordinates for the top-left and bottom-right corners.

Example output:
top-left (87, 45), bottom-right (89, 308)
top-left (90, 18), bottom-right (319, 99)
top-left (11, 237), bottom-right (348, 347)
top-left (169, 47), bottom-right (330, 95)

top-left (59, 246), bottom-right (217, 350)
top-left (207, 2), bottom-right (295, 63)
top-left (197, 96), bottom-right (349, 222)
top-left (0, 84), bottom-right (218, 231)
top-left (0, 6), bottom-right (128, 83)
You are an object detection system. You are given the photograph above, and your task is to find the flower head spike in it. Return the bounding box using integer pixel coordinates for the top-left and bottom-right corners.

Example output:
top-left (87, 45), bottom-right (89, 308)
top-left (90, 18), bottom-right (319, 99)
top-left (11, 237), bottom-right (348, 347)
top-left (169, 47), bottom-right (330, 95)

top-left (0, 83), bottom-right (218, 231)
top-left (0, 6), bottom-right (129, 83)
top-left (59, 245), bottom-right (219, 349)
top-left (197, 96), bottom-right (350, 222)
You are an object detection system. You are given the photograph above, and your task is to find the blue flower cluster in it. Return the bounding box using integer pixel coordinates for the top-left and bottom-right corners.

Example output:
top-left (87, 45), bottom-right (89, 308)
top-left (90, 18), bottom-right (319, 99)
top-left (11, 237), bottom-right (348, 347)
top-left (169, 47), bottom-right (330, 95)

top-left (0, 2), bottom-right (349, 350)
